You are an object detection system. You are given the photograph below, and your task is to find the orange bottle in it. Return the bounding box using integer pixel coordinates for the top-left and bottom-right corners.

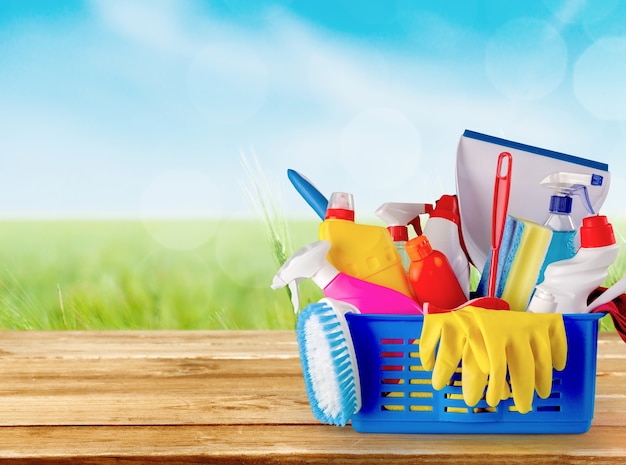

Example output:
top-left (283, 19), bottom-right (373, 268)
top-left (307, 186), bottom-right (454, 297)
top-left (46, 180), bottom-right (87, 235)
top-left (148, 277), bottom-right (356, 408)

top-left (406, 235), bottom-right (466, 308)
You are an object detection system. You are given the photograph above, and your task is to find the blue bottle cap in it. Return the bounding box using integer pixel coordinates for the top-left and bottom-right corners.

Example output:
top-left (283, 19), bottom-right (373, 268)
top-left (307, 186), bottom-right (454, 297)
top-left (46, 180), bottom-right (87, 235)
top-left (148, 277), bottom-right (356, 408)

top-left (549, 195), bottom-right (573, 214)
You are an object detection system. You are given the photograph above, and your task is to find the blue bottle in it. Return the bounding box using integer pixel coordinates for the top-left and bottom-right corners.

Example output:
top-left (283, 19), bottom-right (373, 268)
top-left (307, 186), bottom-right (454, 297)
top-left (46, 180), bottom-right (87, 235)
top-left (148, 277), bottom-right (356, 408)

top-left (537, 171), bottom-right (602, 284)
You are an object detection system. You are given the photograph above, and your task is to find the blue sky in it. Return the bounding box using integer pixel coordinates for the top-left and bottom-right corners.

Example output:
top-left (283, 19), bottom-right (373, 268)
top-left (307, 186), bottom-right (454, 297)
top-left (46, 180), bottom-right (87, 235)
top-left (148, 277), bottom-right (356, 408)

top-left (1, 0), bottom-right (626, 220)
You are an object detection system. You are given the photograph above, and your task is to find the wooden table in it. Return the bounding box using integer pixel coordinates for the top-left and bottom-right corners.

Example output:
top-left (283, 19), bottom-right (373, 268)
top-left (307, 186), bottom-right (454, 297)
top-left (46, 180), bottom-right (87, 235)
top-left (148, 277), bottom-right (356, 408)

top-left (1, 330), bottom-right (625, 464)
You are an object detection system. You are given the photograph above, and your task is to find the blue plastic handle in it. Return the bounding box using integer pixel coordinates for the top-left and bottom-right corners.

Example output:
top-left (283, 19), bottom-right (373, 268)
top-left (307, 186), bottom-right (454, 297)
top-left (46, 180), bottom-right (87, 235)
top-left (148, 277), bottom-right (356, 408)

top-left (287, 169), bottom-right (329, 220)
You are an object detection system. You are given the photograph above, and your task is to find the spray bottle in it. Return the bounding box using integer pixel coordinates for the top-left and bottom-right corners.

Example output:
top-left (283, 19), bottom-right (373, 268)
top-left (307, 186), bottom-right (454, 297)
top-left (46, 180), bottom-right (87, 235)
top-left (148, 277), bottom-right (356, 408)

top-left (375, 202), bottom-right (433, 271)
top-left (537, 171), bottom-right (603, 283)
top-left (272, 240), bottom-right (423, 315)
top-left (319, 192), bottom-right (416, 300)
top-left (528, 215), bottom-right (619, 314)
top-left (406, 235), bottom-right (467, 309)
top-left (422, 194), bottom-right (471, 298)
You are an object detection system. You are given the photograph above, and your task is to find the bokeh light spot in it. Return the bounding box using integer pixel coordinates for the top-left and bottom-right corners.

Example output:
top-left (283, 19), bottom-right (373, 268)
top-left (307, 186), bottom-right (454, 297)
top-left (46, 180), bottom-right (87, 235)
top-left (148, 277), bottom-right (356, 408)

top-left (573, 37), bottom-right (626, 121)
top-left (340, 107), bottom-right (421, 189)
top-left (485, 18), bottom-right (567, 100)
top-left (141, 169), bottom-right (222, 250)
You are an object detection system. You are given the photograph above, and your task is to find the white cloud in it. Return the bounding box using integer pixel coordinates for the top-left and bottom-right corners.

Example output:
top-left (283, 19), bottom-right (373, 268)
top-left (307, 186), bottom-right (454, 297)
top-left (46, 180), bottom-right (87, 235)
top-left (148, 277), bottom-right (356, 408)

top-left (89, 0), bottom-right (194, 54)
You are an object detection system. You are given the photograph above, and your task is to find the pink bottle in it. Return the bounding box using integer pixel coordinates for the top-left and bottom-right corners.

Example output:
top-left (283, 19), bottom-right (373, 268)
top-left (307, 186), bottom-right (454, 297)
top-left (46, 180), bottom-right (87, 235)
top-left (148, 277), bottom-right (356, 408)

top-left (272, 240), bottom-right (423, 315)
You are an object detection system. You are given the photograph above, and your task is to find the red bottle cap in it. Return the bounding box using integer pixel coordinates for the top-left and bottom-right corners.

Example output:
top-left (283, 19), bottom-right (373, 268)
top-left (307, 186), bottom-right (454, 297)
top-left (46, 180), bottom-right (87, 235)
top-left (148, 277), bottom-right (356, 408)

top-left (325, 208), bottom-right (355, 221)
top-left (387, 225), bottom-right (409, 242)
top-left (580, 215), bottom-right (615, 248)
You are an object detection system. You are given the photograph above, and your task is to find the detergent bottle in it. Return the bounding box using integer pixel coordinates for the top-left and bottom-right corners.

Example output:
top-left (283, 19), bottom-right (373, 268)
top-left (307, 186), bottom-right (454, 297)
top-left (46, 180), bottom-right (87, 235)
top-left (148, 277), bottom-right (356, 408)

top-left (319, 192), bottom-right (416, 300)
top-left (537, 171), bottom-right (603, 284)
top-left (422, 194), bottom-right (471, 298)
top-left (529, 215), bottom-right (619, 314)
top-left (271, 240), bottom-right (423, 315)
top-left (406, 235), bottom-right (467, 309)
top-left (375, 201), bottom-right (433, 271)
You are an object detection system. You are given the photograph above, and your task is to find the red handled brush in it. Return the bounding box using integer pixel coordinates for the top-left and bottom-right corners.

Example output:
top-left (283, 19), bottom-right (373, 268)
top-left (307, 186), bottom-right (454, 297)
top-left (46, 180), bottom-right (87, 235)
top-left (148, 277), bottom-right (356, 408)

top-left (488, 152), bottom-right (513, 297)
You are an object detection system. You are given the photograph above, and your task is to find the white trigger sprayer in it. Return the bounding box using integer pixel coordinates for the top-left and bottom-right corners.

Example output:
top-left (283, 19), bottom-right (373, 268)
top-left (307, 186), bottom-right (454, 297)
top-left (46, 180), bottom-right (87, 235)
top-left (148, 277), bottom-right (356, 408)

top-left (537, 171), bottom-right (603, 284)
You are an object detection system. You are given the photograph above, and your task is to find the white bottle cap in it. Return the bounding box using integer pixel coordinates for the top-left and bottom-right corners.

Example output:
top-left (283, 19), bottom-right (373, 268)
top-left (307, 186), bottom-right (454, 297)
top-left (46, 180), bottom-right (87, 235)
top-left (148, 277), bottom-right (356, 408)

top-left (527, 288), bottom-right (557, 313)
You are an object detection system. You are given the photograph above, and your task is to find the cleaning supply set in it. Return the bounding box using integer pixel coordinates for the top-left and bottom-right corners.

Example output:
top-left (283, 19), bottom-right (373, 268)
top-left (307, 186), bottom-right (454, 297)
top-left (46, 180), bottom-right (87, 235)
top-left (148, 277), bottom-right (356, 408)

top-left (273, 129), bottom-right (624, 434)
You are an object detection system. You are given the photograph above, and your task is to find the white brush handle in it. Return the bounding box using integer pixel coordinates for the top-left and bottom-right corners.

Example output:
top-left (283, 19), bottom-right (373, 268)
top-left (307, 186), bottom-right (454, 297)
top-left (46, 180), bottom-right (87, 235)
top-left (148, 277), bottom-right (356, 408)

top-left (586, 274), bottom-right (626, 312)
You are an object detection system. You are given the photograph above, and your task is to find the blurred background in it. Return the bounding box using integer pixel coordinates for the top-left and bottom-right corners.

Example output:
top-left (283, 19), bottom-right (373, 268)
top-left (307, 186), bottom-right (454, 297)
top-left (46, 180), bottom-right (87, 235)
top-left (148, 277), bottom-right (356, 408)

top-left (1, 0), bottom-right (625, 329)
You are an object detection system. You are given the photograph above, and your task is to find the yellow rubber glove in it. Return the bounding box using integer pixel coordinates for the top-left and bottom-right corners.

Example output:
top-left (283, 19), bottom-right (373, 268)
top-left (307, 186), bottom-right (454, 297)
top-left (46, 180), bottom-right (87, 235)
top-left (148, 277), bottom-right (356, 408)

top-left (450, 308), bottom-right (510, 407)
top-left (422, 307), bottom-right (508, 407)
top-left (420, 309), bottom-right (500, 406)
top-left (455, 307), bottom-right (567, 413)
top-left (420, 312), bottom-right (466, 391)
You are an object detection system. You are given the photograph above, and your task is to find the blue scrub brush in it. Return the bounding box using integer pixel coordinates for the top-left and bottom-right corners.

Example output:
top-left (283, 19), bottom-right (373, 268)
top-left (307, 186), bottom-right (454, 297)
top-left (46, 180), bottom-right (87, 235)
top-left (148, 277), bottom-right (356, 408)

top-left (296, 298), bottom-right (361, 426)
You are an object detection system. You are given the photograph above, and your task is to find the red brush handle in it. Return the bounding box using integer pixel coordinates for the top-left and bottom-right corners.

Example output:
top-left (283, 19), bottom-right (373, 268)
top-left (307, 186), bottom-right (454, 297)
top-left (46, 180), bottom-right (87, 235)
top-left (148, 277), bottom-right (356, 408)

top-left (488, 152), bottom-right (513, 297)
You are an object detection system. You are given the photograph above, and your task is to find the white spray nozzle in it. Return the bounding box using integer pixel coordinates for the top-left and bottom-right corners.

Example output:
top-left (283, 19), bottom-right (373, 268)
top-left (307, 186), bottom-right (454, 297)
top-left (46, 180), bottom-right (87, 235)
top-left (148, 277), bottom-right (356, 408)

top-left (375, 202), bottom-right (433, 240)
top-left (540, 171), bottom-right (603, 215)
top-left (271, 240), bottom-right (338, 313)
top-left (375, 202), bottom-right (433, 226)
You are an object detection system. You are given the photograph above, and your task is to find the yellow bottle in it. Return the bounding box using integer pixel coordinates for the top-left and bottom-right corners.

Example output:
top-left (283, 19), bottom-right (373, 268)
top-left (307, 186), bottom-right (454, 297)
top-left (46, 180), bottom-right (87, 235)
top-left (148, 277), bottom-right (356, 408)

top-left (319, 192), bottom-right (416, 301)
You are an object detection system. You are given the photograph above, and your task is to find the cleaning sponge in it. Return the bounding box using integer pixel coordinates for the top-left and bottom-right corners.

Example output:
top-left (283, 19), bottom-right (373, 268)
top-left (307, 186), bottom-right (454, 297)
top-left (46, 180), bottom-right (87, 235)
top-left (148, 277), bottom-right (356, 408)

top-left (477, 216), bottom-right (552, 311)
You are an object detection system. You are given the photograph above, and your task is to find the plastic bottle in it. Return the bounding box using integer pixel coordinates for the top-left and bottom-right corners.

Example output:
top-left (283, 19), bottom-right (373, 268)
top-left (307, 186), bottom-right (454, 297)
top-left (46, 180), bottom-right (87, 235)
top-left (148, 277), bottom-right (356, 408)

top-left (271, 240), bottom-right (423, 315)
top-left (529, 215), bottom-right (619, 314)
top-left (319, 192), bottom-right (416, 300)
top-left (422, 194), bottom-right (471, 298)
top-left (375, 202), bottom-right (433, 271)
top-left (406, 235), bottom-right (467, 309)
top-left (526, 288), bottom-right (557, 314)
top-left (537, 171), bottom-right (603, 283)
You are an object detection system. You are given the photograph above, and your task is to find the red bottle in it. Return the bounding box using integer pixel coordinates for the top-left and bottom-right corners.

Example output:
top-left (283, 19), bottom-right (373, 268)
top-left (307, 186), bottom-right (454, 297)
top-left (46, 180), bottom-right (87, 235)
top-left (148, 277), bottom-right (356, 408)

top-left (406, 235), bottom-right (467, 309)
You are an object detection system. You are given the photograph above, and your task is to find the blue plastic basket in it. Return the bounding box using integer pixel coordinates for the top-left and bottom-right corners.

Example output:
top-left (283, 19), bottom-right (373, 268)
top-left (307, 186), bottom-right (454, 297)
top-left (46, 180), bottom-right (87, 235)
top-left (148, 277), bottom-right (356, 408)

top-left (345, 313), bottom-right (603, 434)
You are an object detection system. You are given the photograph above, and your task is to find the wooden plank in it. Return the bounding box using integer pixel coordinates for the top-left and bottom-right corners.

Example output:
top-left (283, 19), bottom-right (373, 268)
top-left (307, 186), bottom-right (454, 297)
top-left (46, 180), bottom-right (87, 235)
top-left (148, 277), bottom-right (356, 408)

top-left (0, 373), bottom-right (623, 427)
top-left (1, 330), bottom-right (622, 358)
top-left (0, 330), bottom-right (299, 359)
top-left (0, 357), bottom-right (310, 426)
top-left (597, 332), bottom-right (626, 357)
top-left (3, 329), bottom-right (620, 357)
top-left (0, 425), bottom-right (625, 464)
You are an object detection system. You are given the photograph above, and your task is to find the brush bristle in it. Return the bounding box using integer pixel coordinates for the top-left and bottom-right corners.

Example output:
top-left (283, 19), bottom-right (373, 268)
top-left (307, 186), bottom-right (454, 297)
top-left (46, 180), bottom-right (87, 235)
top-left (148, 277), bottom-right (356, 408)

top-left (296, 301), bottom-right (358, 426)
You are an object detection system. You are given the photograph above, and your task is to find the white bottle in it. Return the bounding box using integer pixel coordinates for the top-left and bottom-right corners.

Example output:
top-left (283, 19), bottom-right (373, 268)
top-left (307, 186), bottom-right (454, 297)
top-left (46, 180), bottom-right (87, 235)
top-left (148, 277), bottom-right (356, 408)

top-left (529, 215), bottom-right (619, 314)
top-left (375, 202), bottom-right (433, 271)
top-left (422, 194), bottom-right (471, 298)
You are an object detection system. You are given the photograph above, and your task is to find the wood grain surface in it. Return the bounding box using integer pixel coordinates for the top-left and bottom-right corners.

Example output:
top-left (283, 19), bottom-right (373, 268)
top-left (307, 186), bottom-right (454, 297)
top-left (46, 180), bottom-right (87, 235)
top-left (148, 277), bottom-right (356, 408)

top-left (0, 330), bottom-right (625, 464)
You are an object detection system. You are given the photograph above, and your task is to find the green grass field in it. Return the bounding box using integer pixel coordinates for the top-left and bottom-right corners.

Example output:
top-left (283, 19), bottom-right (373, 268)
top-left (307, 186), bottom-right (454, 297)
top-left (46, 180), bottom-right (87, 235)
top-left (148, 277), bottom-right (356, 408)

top-left (0, 220), bottom-right (322, 330)
top-left (0, 219), bottom-right (623, 330)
